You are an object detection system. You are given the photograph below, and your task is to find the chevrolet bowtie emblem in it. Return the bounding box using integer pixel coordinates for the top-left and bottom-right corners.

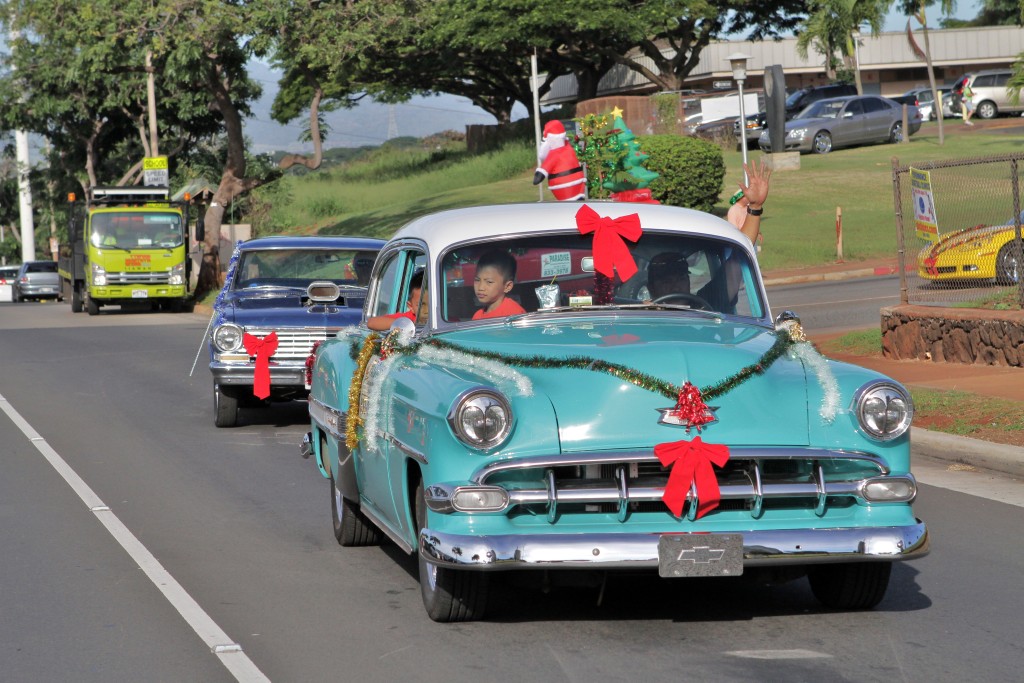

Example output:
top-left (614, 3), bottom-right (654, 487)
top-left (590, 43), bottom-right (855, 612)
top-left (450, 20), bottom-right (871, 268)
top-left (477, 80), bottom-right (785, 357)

top-left (656, 405), bottom-right (719, 428)
top-left (676, 545), bottom-right (726, 564)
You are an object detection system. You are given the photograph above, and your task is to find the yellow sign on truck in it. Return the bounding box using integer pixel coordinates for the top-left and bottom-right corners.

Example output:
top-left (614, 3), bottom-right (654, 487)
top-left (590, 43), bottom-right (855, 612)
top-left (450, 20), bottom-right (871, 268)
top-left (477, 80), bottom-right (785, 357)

top-left (58, 186), bottom-right (201, 315)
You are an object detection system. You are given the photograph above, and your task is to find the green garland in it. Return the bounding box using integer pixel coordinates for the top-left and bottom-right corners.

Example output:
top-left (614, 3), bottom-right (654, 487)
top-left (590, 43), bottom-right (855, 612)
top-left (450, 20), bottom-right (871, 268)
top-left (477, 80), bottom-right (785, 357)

top-left (387, 330), bottom-right (796, 402)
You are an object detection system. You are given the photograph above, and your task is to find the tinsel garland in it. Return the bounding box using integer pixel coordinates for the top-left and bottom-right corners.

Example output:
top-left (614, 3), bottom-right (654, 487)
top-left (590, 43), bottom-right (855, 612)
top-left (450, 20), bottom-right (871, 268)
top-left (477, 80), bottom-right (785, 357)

top-left (345, 333), bottom-right (380, 451)
top-left (213, 241), bottom-right (244, 325)
top-left (594, 272), bottom-right (613, 305)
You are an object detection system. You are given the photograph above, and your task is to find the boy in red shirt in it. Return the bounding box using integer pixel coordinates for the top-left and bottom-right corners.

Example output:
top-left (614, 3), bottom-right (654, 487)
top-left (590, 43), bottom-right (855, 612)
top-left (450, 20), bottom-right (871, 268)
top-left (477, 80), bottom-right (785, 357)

top-left (367, 270), bottom-right (426, 330)
top-left (472, 250), bottom-right (526, 320)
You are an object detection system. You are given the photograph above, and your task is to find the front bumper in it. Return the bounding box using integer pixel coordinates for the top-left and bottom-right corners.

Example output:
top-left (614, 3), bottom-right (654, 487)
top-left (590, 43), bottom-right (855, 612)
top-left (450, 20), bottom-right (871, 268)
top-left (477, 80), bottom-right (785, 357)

top-left (419, 521), bottom-right (929, 570)
top-left (210, 360), bottom-right (308, 387)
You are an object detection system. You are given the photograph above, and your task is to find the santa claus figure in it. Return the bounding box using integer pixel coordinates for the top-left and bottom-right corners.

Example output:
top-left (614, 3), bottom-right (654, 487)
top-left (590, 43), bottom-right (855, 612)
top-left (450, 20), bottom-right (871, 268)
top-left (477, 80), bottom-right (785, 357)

top-left (533, 120), bottom-right (586, 201)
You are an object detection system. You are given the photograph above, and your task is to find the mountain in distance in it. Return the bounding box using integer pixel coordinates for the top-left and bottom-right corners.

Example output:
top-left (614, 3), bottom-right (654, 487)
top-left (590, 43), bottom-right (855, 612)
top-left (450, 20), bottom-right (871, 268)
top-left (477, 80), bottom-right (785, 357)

top-left (244, 60), bottom-right (526, 154)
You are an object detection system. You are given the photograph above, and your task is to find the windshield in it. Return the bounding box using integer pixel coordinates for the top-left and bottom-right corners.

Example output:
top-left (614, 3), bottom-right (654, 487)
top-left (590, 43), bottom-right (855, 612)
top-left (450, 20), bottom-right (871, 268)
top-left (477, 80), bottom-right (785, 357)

top-left (90, 211), bottom-right (182, 248)
top-left (235, 248), bottom-right (378, 289)
top-left (438, 231), bottom-right (764, 323)
top-left (799, 99), bottom-right (845, 120)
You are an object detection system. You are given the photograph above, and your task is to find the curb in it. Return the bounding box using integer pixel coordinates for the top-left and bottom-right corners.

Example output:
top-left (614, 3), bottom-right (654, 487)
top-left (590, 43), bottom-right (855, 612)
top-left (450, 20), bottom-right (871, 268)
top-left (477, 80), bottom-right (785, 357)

top-left (911, 427), bottom-right (1024, 480)
top-left (763, 267), bottom-right (878, 287)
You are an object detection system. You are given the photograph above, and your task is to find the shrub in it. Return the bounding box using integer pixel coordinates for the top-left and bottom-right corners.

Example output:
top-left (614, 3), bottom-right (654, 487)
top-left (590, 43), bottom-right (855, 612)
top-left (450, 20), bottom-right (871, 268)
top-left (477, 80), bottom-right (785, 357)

top-left (641, 135), bottom-right (725, 211)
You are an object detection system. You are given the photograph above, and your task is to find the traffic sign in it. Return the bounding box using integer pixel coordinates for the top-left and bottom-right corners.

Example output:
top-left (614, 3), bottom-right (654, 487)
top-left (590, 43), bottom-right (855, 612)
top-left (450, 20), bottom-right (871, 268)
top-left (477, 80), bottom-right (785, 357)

top-left (143, 156), bottom-right (169, 187)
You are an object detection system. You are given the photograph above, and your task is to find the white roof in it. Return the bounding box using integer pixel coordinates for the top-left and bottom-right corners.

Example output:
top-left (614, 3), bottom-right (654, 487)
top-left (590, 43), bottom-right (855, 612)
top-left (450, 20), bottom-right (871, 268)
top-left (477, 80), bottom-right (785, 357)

top-left (391, 201), bottom-right (756, 259)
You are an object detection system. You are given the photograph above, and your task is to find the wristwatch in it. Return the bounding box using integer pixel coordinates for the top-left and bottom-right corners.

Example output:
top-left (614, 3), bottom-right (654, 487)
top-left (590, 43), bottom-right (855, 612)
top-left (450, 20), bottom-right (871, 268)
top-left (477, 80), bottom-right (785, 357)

top-left (747, 205), bottom-right (764, 216)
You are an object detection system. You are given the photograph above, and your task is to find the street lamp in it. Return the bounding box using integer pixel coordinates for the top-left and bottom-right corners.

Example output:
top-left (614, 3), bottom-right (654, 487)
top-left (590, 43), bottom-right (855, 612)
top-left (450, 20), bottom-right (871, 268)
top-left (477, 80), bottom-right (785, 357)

top-left (851, 29), bottom-right (863, 95)
top-left (727, 52), bottom-right (751, 177)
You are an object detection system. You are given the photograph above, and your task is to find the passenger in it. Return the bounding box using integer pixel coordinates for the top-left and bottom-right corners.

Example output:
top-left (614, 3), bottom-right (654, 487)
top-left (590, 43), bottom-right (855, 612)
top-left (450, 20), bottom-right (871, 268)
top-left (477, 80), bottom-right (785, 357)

top-left (367, 270), bottom-right (425, 331)
top-left (352, 254), bottom-right (375, 286)
top-left (726, 160), bottom-right (771, 246)
top-left (472, 250), bottom-right (526, 320)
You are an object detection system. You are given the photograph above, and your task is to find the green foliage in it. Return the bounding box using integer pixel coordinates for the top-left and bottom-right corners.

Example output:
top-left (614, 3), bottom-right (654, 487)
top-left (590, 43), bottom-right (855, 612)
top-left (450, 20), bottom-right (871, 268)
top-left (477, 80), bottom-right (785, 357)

top-left (641, 135), bottom-right (725, 211)
top-left (818, 328), bottom-right (883, 356)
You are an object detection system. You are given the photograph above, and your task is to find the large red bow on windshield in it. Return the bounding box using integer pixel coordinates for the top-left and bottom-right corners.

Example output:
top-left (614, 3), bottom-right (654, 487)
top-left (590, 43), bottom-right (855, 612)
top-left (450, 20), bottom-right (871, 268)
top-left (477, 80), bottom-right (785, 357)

top-left (575, 205), bottom-right (643, 281)
top-left (654, 436), bottom-right (730, 519)
top-left (243, 331), bottom-right (279, 399)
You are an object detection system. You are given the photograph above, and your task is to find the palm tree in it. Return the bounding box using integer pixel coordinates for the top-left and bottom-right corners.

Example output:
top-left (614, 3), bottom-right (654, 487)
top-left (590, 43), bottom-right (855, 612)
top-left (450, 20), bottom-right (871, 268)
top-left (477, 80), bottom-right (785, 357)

top-left (898, 1), bottom-right (958, 145)
top-left (796, 0), bottom-right (888, 90)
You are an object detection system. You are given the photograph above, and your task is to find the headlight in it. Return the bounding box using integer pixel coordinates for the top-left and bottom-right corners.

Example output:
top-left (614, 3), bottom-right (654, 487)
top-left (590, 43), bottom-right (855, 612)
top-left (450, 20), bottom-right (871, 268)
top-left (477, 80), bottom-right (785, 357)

top-left (448, 388), bottom-right (512, 450)
top-left (212, 323), bottom-right (244, 352)
top-left (91, 262), bottom-right (107, 286)
top-left (169, 262), bottom-right (185, 285)
top-left (787, 128), bottom-right (808, 140)
top-left (853, 381), bottom-right (913, 441)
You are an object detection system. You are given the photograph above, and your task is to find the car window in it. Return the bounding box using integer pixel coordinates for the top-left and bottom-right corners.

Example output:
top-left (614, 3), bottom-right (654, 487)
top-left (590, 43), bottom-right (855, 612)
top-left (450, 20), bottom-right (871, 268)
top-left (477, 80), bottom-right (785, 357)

top-left (368, 249), bottom-right (427, 320)
top-left (973, 75), bottom-right (994, 88)
top-left (26, 262), bottom-right (58, 273)
top-left (235, 248), bottom-right (379, 289)
top-left (844, 99), bottom-right (865, 116)
top-left (802, 99), bottom-right (844, 119)
top-left (438, 231), bottom-right (764, 322)
top-left (862, 97), bottom-right (887, 113)
top-left (993, 73), bottom-right (1009, 87)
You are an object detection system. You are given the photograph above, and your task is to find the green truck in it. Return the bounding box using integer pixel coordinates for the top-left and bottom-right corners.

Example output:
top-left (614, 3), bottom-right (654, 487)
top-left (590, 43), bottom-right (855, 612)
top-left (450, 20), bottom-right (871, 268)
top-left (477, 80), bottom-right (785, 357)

top-left (59, 186), bottom-right (203, 314)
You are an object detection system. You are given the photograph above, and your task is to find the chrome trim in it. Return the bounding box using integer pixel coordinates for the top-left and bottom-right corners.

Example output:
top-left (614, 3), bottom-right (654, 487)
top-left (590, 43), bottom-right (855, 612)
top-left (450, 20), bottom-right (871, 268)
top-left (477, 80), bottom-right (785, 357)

top-left (471, 447), bottom-right (890, 484)
top-left (386, 434), bottom-right (428, 464)
top-left (814, 462), bottom-right (827, 517)
top-left (424, 484), bottom-right (456, 513)
top-left (750, 463), bottom-right (764, 519)
top-left (308, 396), bottom-right (346, 440)
top-left (546, 469), bottom-right (558, 523)
top-left (852, 380), bottom-right (914, 442)
top-left (419, 522), bottom-right (930, 570)
top-left (210, 362), bottom-right (308, 386)
top-left (615, 466), bottom-right (629, 522)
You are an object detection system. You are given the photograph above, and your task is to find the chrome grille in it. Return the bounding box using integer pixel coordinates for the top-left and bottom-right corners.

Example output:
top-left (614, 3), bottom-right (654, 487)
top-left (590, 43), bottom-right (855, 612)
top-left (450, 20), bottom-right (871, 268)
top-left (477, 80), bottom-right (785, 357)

top-left (108, 271), bottom-right (171, 285)
top-left (473, 448), bottom-right (890, 522)
top-left (245, 327), bottom-right (339, 360)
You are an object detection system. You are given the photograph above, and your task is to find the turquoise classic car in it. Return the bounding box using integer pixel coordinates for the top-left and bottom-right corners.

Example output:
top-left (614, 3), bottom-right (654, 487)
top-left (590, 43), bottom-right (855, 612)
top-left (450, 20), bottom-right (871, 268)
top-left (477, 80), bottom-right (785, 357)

top-left (302, 202), bottom-right (928, 622)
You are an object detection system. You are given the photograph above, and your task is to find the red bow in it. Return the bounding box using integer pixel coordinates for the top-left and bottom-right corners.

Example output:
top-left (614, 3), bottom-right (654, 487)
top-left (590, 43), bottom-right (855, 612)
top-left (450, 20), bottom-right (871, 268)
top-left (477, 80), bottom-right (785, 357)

top-left (654, 436), bottom-right (731, 519)
top-left (243, 331), bottom-right (279, 399)
top-left (575, 205), bottom-right (643, 281)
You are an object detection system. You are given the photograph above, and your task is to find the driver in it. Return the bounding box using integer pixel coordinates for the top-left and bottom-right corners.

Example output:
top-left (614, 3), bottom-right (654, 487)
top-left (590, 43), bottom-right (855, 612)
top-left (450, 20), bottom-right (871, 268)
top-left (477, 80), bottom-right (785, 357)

top-left (646, 252), bottom-right (691, 300)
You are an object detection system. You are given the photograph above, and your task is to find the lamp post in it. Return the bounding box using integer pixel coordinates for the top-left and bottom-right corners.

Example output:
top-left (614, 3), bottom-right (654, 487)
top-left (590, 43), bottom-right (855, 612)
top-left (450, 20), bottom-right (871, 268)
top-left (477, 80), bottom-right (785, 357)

top-left (851, 29), bottom-right (863, 95)
top-left (727, 52), bottom-right (751, 180)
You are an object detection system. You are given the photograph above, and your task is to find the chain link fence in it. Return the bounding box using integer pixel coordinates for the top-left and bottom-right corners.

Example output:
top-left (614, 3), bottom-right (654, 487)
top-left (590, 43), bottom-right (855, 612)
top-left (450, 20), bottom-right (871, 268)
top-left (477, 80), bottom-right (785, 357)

top-left (893, 152), bottom-right (1024, 308)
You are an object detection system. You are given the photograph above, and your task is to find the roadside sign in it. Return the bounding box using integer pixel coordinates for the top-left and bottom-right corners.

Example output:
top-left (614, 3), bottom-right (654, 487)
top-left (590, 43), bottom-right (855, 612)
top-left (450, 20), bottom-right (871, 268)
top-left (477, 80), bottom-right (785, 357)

top-left (713, 80), bottom-right (732, 90)
top-left (910, 167), bottom-right (939, 242)
top-left (143, 156), bottom-right (169, 187)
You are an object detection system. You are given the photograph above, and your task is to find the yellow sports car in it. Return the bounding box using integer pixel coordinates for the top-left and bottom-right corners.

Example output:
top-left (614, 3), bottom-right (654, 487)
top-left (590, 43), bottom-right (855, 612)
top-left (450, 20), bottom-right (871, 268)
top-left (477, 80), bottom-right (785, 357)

top-left (917, 215), bottom-right (1024, 284)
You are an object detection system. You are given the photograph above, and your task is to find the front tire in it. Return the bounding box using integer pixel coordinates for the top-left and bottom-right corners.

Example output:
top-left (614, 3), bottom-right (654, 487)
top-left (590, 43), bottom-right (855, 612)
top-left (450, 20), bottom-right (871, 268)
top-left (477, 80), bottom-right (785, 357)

top-left (812, 131), bottom-right (832, 154)
top-left (214, 383), bottom-right (239, 428)
top-left (808, 562), bottom-right (891, 610)
top-left (888, 121), bottom-right (904, 144)
top-left (975, 101), bottom-right (997, 119)
top-left (331, 462), bottom-right (379, 547)
top-left (996, 242), bottom-right (1023, 284)
top-left (415, 480), bottom-right (488, 622)
top-left (86, 293), bottom-right (99, 316)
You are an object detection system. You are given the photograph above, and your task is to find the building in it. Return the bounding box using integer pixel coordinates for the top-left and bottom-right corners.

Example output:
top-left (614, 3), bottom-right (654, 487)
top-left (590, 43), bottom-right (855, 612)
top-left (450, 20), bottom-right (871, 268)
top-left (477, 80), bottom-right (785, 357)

top-left (542, 25), bottom-right (1023, 105)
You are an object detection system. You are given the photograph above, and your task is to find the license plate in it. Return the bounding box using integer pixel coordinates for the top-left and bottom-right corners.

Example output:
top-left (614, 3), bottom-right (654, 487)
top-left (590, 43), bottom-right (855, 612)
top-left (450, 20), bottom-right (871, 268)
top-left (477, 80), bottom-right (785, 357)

top-left (658, 533), bottom-right (743, 578)
top-left (131, 289), bottom-right (149, 298)
top-left (41, 287), bottom-right (55, 293)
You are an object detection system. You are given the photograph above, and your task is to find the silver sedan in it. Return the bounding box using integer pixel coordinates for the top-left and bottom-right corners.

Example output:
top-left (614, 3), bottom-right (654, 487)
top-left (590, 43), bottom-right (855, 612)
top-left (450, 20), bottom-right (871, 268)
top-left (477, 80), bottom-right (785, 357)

top-left (758, 95), bottom-right (922, 154)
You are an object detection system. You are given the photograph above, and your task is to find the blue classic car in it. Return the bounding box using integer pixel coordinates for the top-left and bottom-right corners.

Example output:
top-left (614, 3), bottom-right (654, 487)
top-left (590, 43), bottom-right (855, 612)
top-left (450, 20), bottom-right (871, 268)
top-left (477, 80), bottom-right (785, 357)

top-left (208, 236), bottom-right (384, 427)
top-left (303, 203), bottom-right (928, 621)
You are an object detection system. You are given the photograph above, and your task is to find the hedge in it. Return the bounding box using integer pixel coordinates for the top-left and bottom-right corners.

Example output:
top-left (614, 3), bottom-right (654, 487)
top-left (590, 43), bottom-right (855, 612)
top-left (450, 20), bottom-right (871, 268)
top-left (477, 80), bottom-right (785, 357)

top-left (640, 135), bottom-right (726, 212)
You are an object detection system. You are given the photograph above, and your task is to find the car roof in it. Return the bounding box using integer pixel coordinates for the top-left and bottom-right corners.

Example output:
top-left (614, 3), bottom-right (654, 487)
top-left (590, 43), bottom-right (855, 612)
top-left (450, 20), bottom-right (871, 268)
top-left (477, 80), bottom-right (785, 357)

top-left (390, 202), bottom-right (755, 256)
top-left (969, 68), bottom-right (1011, 77)
top-left (236, 235), bottom-right (385, 251)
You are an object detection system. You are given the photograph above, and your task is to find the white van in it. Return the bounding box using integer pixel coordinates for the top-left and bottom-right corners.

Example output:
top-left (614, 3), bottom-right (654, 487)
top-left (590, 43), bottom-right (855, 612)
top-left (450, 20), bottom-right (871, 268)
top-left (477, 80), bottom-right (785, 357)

top-left (960, 69), bottom-right (1023, 119)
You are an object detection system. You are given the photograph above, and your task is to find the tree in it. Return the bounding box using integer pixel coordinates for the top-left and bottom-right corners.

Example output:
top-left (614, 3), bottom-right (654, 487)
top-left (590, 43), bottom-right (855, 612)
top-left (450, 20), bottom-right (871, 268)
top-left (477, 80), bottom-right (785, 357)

top-left (943, 0), bottom-right (1024, 27)
top-left (795, 0), bottom-right (887, 90)
top-left (897, 1), bottom-right (957, 145)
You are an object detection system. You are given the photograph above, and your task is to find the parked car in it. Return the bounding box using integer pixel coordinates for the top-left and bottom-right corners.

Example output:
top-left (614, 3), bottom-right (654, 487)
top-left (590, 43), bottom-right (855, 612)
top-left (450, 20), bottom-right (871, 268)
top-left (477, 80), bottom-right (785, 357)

top-left (954, 69), bottom-right (1024, 119)
top-left (304, 201), bottom-right (928, 622)
top-left (0, 264), bottom-right (19, 284)
top-left (737, 83), bottom-right (857, 147)
top-left (759, 95), bottom-right (922, 154)
top-left (208, 236), bottom-right (384, 428)
top-left (918, 212), bottom-right (1024, 284)
top-left (13, 260), bottom-right (62, 302)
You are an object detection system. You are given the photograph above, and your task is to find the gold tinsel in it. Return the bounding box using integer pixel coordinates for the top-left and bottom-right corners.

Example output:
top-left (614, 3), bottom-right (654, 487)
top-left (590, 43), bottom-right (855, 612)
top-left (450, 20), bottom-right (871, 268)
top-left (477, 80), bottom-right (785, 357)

top-left (345, 334), bottom-right (380, 450)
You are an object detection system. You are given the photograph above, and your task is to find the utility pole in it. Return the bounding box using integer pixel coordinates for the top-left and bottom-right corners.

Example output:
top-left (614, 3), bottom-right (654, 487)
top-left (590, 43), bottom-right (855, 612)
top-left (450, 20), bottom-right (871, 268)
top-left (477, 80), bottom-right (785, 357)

top-left (146, 49), bottom-right (159, 156)
top-left (10, 29), bottom-right (35, 262)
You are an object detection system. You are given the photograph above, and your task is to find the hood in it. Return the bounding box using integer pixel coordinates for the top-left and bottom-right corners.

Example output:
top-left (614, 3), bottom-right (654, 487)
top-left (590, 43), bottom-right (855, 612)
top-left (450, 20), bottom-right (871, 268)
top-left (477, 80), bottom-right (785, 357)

top-left (922, 223), bottom-right (1009, 258)
top-left (438, 318), bottom-right (811, 451)
top-left (217, 289), bottom-right (365, 329)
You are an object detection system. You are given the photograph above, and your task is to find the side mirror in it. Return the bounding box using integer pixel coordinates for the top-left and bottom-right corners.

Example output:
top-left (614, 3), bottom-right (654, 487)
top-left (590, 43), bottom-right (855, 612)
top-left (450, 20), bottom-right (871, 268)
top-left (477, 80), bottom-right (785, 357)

top-left (195, 216), bottom-right (205, 243)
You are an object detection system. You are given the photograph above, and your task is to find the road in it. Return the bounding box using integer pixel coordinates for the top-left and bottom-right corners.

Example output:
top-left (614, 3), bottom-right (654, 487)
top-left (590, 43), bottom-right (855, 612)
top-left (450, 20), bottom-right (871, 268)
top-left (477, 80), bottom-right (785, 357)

top-left (1, 298), bottom-right (1022, 682)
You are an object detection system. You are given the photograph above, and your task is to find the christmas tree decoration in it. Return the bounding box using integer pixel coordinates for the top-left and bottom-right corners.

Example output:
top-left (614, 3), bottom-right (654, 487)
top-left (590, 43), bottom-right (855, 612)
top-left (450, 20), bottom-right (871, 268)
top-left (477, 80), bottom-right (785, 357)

top-left (573, 112), bottom-right (660, 203)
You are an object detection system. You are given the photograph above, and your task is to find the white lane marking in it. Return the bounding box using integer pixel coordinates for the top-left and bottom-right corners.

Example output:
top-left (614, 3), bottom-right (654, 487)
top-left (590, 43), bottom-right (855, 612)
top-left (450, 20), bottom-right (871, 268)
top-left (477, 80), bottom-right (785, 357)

top-left (0, 395), bottom-right (270, 683)
top-left (772, 295), bottom-right (898, 308)
top-left (725, 649), bottom-right (832, 659)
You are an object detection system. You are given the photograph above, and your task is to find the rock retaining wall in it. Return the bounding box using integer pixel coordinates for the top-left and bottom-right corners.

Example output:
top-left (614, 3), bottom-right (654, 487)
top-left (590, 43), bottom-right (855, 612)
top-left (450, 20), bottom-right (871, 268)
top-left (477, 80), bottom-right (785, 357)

top-left (881, 304), bottom-right (1024, 367)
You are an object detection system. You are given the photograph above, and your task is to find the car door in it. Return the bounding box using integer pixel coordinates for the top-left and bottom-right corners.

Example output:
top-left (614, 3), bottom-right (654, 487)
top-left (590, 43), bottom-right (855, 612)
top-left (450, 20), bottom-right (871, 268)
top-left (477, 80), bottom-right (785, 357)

top-left (861, 97), bottom-right (893, 141)
top-left (355, 246), bottom-right (428, 530)
top-left (836, 98), bottom-right (865, 147)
